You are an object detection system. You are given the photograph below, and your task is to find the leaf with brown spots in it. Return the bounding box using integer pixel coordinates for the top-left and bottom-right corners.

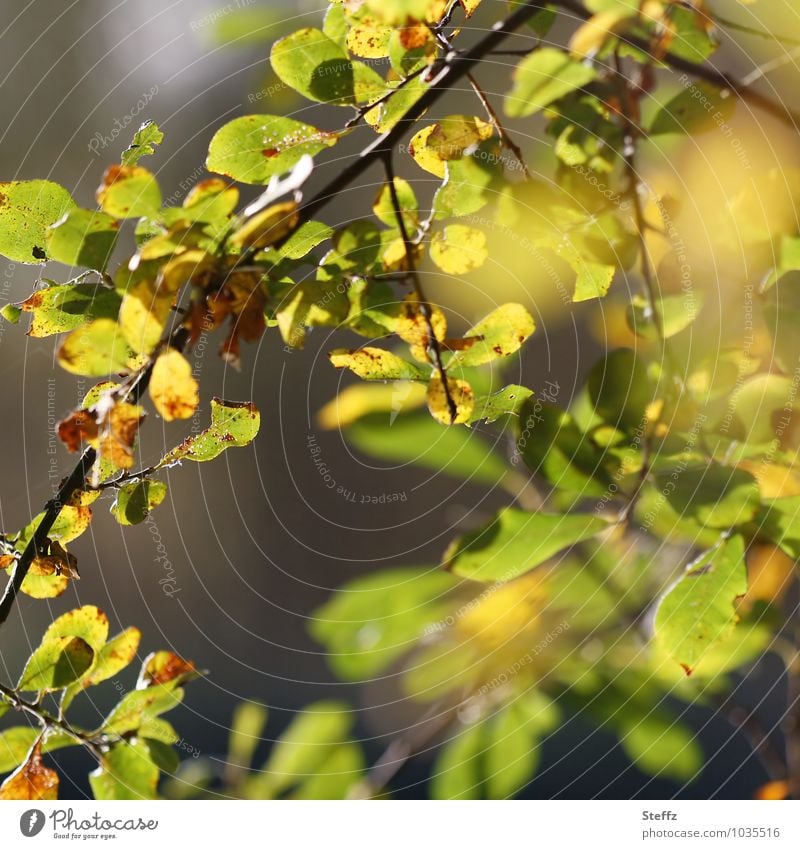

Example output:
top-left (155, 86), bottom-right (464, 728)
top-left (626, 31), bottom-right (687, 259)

top-left (0, 742), bottom-right (59, 800)
top-left (138, 651), bottom-right (198, 688)
top-left (149, 350), bottom-right (199, 421)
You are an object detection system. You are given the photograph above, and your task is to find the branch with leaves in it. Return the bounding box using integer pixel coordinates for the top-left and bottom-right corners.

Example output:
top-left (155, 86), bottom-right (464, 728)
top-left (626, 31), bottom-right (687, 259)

top-left (1, 0), bottom-right (800, 802)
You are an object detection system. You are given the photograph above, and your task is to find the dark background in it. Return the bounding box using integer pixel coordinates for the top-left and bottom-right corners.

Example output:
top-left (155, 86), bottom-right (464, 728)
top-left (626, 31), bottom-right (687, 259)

top-left (0, 0), bottom-right (796, 799)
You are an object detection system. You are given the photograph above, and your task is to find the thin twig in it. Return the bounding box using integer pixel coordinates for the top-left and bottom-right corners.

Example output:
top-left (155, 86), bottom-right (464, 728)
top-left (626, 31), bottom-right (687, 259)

top-left (467, 72), bottom-right (532, 179)
top-left (0, 682), bottom-right (103, 758)
top-left (383, 154), bottom-right (457, 424)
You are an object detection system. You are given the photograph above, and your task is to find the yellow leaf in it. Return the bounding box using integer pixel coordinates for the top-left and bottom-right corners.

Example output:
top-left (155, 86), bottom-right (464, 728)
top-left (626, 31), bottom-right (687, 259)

top-left (149, 349), bottom-right (200, 421)
top-left (329, 347), bottom-right (429, 381)
top-left (0, 742), bottom-right (59, 800)
top-left (738, 460), bottom-right (800, 499)
top-left (408, 126), bottom-right (446, 178)
top-left (119, 280), bottom-right (172, 355)
top-left (429, 225), bottom-right (487, 274)
top-left (316, 382), bottom-right (426, 429)
top-left (569, 10), bottom-right (632, 59)
top-left (426, 375), bottom-right (474, 425)
top-left (230, 202), bottom-right (299, 251)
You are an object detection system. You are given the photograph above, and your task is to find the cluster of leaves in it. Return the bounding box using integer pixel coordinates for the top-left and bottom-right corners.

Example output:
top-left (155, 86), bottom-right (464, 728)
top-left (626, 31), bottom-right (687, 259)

top-left (0, 606), bottom-right (196, 799)
top-left (0, 0), bottom-right (798, 799)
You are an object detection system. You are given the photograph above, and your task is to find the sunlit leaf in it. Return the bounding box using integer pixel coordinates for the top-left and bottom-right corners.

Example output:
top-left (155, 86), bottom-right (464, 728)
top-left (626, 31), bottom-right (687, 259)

top-left (207, 115), bottom-right (337, 185)
top-left (17, 636), bottom-right (94, 693)
top-left (429, 225), bottom-right (488, 274)
top-left (158, 397), bottom-right (260, 465)
top-left (150, 349), bottom-right (199, 421)
top-left (111, 481), bottom-right (168, 526)
top-left (505, 48), bottom-right (596, 118)
top-left (444, 508), bottom-right (609, 581)
top-left (427, 375), bottom-right (474, 424)
top-left (57, 319), bottom-right (133, 376)
top-left (329, 347), bottom-right (429, 381)
top-left (0, 742), bottom-right (58, 800)
top-left (655, 535), bottom-right (747, 675)
top-left (450, 303), bottom-right (535, 367)
top-left (97, 165), bottom-right (161, 219)
top-left (45, 208), bottom-right (119, 270)
top-left (20, 282), bottom-right (121, 338)
top-left (649, 81), bottom-right (735, 135)
top-left (121, 121), bottom-right (164, 167)
top-left (90, 740), bottom-right (159, 800)
top-left (0, 180), bottom-right (75, 264)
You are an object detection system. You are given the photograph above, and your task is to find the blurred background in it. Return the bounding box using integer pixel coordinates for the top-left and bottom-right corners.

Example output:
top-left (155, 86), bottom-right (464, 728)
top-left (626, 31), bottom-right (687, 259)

top-left (1, 0), bottom-right (799, 799)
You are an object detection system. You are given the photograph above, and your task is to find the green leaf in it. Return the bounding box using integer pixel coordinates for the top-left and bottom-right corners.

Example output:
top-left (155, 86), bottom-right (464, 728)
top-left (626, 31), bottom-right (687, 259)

top-left (45, 208), bottom-right (119, 271)
top-left (158, 398), bottom-right (260, 466)
top-left (0, 728), bottom-right (39, 774)
top-left (329, 347), bottom-right (429, 381)
top-left (62, 627), bottom-right (142, 711)
top-left (279, 220), bottom-right (333, 260)
top-left (373, 178), bottom-right (419, 230)
top-left (111, 481), bottom-right (168, 526)
top-left (57, 318), bottom-right (133, 376)
top-left (206, 115), bottom-right (337, 185)
top-left (271, 28), bottom-right (384, 106)
top-left (655, 464), bottom-right (760, 529)
top-left (505, 48), bottom-right (596, 118)
top-left (450, 304), bottom-right (535, 367)
top-left (571, 258), bottom-right (615, 301)
top-left (121, 121), bottom-right (164, 167)
top-left (627, 292), bottom-right (703, 339)
top-left (587, 349), bottom-right (652, 432)
top-left (484, 702), bottom-right (544, 799)
top-left (433, 145), bottom-right (499, 218)
top-left (443, 508), bottom-right (609, 582)
top-left (43, 605), bottom-right (110, 652)
top-left (346, 412), bottom-right (509, 486)
top-left (18, 636), bottom-right (94, 692)
top-left (97, 166), bottom-right (162, 219)
top-left (20, 282), bottom-right (122, 338)
top-left (649, 81), bottom-right (735, 135)
top-left (517, 400), bottom-right (610, 496)
top-left (620, 714), bottom-right (702, 782)
top-left (470, 385), bottom-right (534, 423)
top-left (0, 180), bottom-right (75, 264)
top-left (102, 687), bottom-right (184, 737)
top-left (432, 722), bottom-right (484, 800)
top-left (260, 701), bottom-right (352, 796)
top-left (229, 702), bottom-right (269, 773)
top-left (291, 742), bottom-right (363, 800)
top-left (90, 740), bottom-right (159, 800)
top-left (655, 535), bottom-right (748, 675)
top-left (310, 567), bottom-right (457, 679)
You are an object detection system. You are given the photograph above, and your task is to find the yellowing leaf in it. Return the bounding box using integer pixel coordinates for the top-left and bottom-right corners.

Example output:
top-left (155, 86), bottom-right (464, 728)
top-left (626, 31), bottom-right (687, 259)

top-left (0, 743), bottom-right (59, 800)
top-left (96, 165), bottom-right (161, 219)
top-left (408, 126), bottom-right (446, 178)
top-left (429, 225), bottom-right (487, 274)
top-left (569, 9), bottom-right (631, 59)
top-left (426, 115), bottom-right (493, 161)
top-left (158, 398), bottom-right (260, 465)
top-left (111, 481), bottom-right (168, 526)
top-left (119, 280), bottom-right (172, 355)
top-left (230, 201), bottom-right (299, 250)
top-left (427, 376), bottom-right (474, 425)
top-left (57, 319), bottom-right (133, 377)
top-left (450, 303), bottom-right (535, 367)
top-left (316, 382), bottom-right (426, 429)
top-left (329, 347), bottom-right (429, 381)
top-left (149, 350), bottom-right (199, 421)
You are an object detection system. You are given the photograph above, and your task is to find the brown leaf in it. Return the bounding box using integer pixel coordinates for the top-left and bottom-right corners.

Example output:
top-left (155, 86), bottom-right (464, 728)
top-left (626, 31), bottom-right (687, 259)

top-left (31, 541), bottom-right (80, 581)
top-left (0, 742), bottom-right (59, 800)
top-left (99, 401), bottom-right (144, 469)
top-left (138, 650), bottom-right (197, 688)
top-left (57, 409), bottom-right (99, 453)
